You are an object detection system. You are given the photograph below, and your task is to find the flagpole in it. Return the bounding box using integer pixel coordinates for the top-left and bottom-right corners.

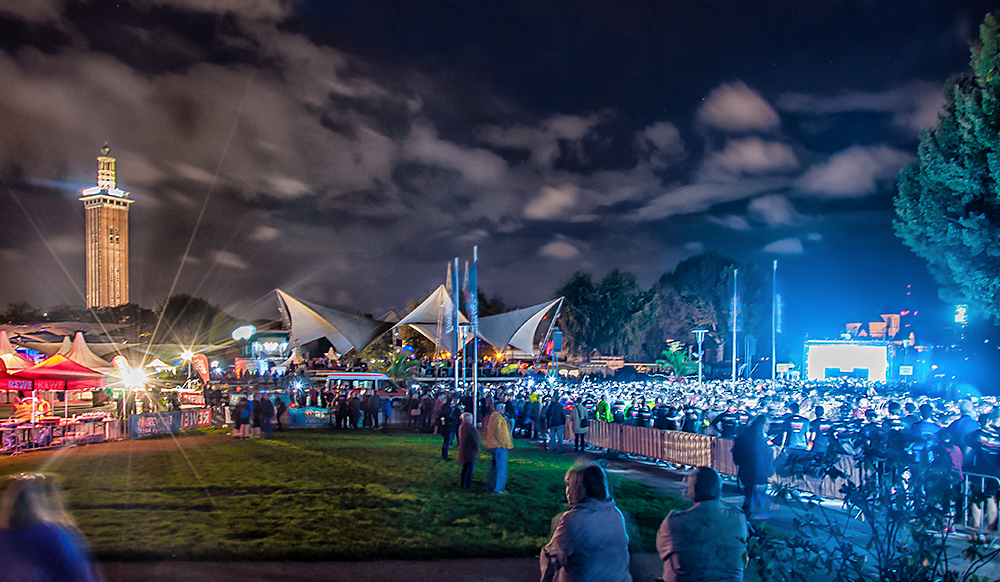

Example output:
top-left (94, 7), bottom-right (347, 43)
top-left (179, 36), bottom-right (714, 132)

top-left (453, 257), bottom-right (460, 392)
top-left (772, 259), bottom-right (777, 387)
top-left (732, 268), bottom-right (738, 387)
top-left (472, 246), bottom-right (479, 427)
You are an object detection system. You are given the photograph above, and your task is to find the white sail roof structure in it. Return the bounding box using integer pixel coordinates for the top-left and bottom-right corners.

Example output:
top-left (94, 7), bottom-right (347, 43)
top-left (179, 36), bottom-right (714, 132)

top-left (276, 289), bottom-right (393, 355)
top-left (392, 285), bottom-right (469, 351)
top-left (55, 336), bottom-right (73, 356)
top-left (61, 332), bottom-right (114, 373)
top-left (0, 330), bottom-right (32, 371)
top-left (478, 298), bottom-right (563, 355)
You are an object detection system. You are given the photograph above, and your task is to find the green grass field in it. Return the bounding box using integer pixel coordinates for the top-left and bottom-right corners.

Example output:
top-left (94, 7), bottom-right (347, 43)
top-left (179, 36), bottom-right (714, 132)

top-left (0, 429), bottom-right (687, 561)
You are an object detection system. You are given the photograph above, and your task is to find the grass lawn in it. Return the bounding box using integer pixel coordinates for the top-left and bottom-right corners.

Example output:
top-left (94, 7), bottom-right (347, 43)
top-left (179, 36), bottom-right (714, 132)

top-left (0, 428), bottom-right (688, 561)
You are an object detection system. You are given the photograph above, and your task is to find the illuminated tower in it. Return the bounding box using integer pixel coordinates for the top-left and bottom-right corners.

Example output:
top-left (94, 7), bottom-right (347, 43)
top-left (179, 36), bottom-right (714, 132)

top-left (80, 145), bottom-right (133, 308)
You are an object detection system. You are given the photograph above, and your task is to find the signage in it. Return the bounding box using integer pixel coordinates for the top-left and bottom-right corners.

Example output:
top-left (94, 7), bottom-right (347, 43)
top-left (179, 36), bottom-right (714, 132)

top-left (180, 408), bottom-right (211, 430)
top-left (776, 363), bottom-right (789, 373)
top-left (192, 354), bottom-right (210, 382)
top-left (899, 366), bottom-right (914, 376)
top-left (289, 407), bottom-right (330, 428)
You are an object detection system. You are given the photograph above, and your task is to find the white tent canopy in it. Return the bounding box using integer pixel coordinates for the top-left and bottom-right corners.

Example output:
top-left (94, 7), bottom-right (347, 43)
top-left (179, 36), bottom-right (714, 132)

top-left (478, 298), bottom-right (562, 355)
top-left (0, 330), bottom-right (32, 371)
top-left (277, 289), bottom-right (393, 355)
top-left (60, 332), bottom-right (114, 373)
top-left (392, 285), bottom-right (469, 352)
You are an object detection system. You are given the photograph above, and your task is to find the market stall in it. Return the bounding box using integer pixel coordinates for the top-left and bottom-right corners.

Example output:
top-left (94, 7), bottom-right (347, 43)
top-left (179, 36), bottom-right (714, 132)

top-left (14, 354), bottom-right (106, 417)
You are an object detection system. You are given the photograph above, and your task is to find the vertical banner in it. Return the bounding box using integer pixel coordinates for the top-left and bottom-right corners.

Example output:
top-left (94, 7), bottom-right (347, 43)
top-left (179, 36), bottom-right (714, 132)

top-left (192, 353), bottom-right (210, 382)
top-left (463, 247), bottom-right (479, 425)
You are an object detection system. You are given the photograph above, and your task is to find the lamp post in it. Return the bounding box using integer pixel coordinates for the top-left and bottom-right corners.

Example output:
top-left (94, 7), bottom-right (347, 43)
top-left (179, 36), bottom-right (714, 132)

top-left (181, 350), bottom-right (193, 380)
top-left (692, 329), bottom-right (707, 388)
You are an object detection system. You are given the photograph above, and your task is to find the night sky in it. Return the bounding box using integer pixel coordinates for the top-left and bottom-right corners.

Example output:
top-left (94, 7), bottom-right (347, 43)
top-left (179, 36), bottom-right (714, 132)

top-left (0, 0), bottom-right (993, 351)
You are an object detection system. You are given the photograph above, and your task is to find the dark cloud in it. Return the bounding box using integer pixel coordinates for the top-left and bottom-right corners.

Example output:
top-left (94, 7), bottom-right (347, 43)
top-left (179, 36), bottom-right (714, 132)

top-left (0, 0), bottom-right (990, 339)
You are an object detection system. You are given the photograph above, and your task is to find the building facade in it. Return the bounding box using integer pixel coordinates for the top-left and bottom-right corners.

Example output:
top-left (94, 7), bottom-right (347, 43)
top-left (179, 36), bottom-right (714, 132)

top-left (80, 145), bottom-right (133, 308)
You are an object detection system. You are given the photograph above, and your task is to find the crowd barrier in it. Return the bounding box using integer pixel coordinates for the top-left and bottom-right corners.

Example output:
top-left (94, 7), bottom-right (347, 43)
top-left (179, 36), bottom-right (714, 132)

top-left (129, 408), bottom-right (213, 439)
top-left (2, 417), bottom-right (122, 453)
top-left (586, 420), bottom-right (859, 500)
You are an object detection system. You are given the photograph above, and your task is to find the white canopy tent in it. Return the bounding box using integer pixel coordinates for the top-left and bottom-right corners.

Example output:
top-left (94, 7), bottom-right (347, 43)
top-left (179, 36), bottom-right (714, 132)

top-left (392, 285), bottom-right (469, 353)
top-left (58, 332), bottom-right (114, 373)
top-left (0, 330), bottom-right (32, 371)
top-left (276, 289), bottom-right (393, 355)
top-left (477, 298), bottom-right (563, 355)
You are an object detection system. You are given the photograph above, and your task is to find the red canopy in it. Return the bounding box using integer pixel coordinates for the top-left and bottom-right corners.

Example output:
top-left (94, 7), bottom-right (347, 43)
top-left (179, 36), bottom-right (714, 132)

top-left (16, 354), bottom-right (105, 391)
top-left (0, 359), bottom-right (32, 391)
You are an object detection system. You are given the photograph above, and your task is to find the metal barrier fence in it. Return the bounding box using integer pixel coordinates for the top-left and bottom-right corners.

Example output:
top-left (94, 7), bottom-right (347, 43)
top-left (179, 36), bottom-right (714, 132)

top-left (962, 472), bottom-right (1000, 534)
top-left (587, 420), bottom-right (858, 500)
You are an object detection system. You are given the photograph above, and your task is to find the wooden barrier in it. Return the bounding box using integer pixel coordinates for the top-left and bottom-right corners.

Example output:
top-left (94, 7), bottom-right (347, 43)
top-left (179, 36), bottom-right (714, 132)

top-left (588, 420), bottom-right (858, 500)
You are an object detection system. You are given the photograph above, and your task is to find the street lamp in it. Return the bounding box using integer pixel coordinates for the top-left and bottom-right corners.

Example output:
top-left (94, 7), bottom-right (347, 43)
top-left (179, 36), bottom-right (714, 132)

top-left (181, 350), bottom-right (194, 380)
top-left (692, 329), bottom-right (708, 387)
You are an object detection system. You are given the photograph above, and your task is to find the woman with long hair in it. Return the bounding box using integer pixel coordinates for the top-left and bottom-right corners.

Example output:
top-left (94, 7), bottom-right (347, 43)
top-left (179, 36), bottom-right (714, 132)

top-left (0, 473), bottom-right (102, 582)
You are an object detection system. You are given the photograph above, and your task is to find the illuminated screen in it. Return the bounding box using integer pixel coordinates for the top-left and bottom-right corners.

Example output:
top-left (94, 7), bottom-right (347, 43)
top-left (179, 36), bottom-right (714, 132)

top-left (806, 342), bottom-right (888, 382)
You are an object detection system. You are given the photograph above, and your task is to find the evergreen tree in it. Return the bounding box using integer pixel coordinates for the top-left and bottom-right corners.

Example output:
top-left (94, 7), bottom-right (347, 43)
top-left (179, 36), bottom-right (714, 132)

top-left (895, 13), bottom-right (1000, 318)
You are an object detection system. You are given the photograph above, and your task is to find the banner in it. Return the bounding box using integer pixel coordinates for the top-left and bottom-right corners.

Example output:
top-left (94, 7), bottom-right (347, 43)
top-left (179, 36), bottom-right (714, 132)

top-left (130, 412), bottom-right (178, 439)
top-left (288, 406), bottom-right (330, 428)
top-left (129, 408), bottom-right (212, 439)
top-left (180, 408), bottom-right (211, 430)
top-left (192, 354), bottom-right (210, 382)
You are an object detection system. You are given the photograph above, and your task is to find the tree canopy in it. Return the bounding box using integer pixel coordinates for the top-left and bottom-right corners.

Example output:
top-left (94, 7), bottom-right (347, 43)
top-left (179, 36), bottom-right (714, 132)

top-left (895, 12), bottom-right (1000, 319)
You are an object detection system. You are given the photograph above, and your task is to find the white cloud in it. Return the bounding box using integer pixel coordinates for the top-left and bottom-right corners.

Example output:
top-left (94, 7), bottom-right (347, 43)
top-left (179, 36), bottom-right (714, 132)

top-left (210, 250), bottom-right (249, 269)
top-left (267, 175), bottom-right (311, 199)
top-left (708, 215), bottom-right (752, 231)
top-left (777, 81), bottom-right (945, 134)
top-left (762, 238), bottom-right (804, 254)
top-left (697, 81), bottom-right (780, 132)
top-left (747, 194), bottom-right (800, 227)
top-left (796, 145), bottom-right (911, 198)
top-left (405, 125), bottom-right (507, 184)
top-left (524, 184), bottom-right (579, 220)
top-left (701, 137), bottom-right (797, 179)
top-left (683, 241), bottom-right (705, 253)
top-left (805, 232), bottom-right (823, 241)
top-left (539, 239), bottom-right (581, 259)
top-left (478, 113), bottom-right (604, 168)
top-left (637, 121), bottom-right (684, 166)
top-left (0, 0), bottom-right (63, 24)
top-left (630, 178), bottom-right (789, 221)
top-left (249, 225), bottom-right (281, 242)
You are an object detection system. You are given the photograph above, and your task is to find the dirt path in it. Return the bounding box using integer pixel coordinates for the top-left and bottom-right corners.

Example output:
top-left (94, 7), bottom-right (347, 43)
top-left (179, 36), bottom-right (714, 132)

top-left (100, 554), bottom-right (667, 582)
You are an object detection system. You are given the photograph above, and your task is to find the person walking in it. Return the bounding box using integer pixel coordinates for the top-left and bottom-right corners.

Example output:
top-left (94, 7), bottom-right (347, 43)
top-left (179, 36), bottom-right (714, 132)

top-left (439, 397), bottom-right (459, 460)
top-left (657, 466), bottom-right (748, 582)
top-left (546, 395), bottom-right (567, 453)
top-left (486, 402), bottom-right (514, 493)
top-left (570, 400), bottom-right (589, 452)
top-left (457, 412), bottom-right (479, 490)
top-left (259, 394), bottom-right (275, 439)
top-left (731, 414), bottom-right (774, 520)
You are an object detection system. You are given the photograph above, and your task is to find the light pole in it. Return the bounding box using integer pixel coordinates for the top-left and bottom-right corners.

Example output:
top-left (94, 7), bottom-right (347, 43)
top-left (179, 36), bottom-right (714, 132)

top-left (692, 329), bottom-right (707, 388)
top-left (181, 350), bottom-right (193, 380)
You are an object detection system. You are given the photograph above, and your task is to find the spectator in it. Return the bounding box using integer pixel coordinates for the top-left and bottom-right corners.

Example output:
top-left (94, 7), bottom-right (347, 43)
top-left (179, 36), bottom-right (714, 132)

top-left (439, 398), bottom-right (459, 461)
top-left (540, 463), bottom-right (631, 582)
top-left (259, 394), bottom-right (275, 439)
top-left (486, 403), bottom-right (513, 494)
top-left (546, 396), bottom-right (567, 453)
top-left (457, 412), bottom-right (479, 490)
top-left (569, 400), bottom-right (589, 452)
top-left (274, 396), bottom-right (287, 431)
top-left (0, 473), bottom-right (102, 582)
top-left (657, 466), bottom-right (748, 582)
top-left (731, 414), bottom-right (774, 520)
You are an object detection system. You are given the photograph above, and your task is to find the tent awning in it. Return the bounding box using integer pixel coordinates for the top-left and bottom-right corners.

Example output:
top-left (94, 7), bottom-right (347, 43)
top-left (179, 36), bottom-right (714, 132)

top-left (277, 289), bottom-right (393, 355)
top-left (478, 298), bottom-right (563, 355)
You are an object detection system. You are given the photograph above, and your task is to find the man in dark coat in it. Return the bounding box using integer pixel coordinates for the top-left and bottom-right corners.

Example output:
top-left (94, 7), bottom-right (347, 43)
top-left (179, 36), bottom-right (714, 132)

top-left (439, 398), bottom-right (460, 460)
top-left (731, 414), bottom-right (774, 520)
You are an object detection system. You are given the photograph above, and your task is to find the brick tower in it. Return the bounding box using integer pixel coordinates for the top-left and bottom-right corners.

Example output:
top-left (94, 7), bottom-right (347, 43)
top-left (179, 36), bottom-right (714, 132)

top-left (80, 145), bottom-right (133, 308)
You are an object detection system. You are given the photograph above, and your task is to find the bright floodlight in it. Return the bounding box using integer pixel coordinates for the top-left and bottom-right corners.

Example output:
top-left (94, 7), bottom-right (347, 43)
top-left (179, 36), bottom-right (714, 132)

top-left (231, 324), bottom-right (257, 342)
top-left (181, 350), bottom-right (194, 360)
top-left (122, 368), bottom-right (147, 389)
